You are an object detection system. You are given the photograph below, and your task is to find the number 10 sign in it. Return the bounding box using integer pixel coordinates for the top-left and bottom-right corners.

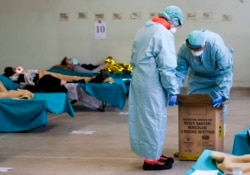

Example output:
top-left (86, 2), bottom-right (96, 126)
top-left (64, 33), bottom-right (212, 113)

top-left (94, 21), bottom-right (107, 40)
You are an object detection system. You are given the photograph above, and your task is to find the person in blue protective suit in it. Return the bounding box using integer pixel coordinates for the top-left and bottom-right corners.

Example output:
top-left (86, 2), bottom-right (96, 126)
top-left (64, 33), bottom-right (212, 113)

top-left (128, 5), bottom-right (184, 171)
top-left (175, 29), bottom-right (234, 152)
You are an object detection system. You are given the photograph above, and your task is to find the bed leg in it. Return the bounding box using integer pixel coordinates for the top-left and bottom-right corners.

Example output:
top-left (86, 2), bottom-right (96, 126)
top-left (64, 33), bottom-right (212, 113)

top-left (101, 102), bottom-right (106, 111)
top-left (97, 102), bottom-right (106, 112)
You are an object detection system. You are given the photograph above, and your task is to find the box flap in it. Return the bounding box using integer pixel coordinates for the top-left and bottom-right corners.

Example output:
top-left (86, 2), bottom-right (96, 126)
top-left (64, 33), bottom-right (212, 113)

top-left (177, 94), bottom-right (212, 104)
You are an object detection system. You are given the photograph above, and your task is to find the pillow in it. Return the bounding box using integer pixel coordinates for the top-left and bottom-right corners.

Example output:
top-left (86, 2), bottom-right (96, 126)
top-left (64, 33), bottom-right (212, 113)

top-left (0, 75), bottom-right (20, 90)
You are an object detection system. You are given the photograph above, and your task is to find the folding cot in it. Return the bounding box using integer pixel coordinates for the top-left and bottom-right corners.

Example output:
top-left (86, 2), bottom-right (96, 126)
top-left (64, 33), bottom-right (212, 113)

top-left (0, 75), bottom-right (74, 132)
top-left (47, 67), bottom-right (130, 110)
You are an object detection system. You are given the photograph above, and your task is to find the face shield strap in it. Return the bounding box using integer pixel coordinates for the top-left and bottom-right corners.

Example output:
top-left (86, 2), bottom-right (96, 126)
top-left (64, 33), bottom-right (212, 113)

top-left (170, 17), bottom-right (181, 27)
top-left (185, 39), bottom-right (205, 51)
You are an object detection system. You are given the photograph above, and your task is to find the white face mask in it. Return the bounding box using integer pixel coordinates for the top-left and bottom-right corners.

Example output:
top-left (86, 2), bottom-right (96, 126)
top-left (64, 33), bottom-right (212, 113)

top-left (15, 66), bottom-right (24, 74)
top-left (191, 50), bottom-right (203, 57)
top-left (169, 27), bottom-right (177, 34)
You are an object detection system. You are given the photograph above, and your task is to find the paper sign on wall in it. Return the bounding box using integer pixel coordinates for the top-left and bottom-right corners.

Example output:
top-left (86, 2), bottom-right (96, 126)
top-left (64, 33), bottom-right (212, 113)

top-left (94, 21), bottom-right (106, 40)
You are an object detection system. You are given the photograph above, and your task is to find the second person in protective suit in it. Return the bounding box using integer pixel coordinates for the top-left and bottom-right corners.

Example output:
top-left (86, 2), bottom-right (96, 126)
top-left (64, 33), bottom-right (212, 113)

top-left (175, 30), bottom-right (234, 158)
top-left (128, 5), bottom-right (184, 171)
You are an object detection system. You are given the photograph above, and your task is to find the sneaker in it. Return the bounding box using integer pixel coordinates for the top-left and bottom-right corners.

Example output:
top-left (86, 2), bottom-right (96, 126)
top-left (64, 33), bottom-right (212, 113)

top-left (143, 159), bottom-right (172, 171)
top-left (159, 154), bottom-right (174, 165)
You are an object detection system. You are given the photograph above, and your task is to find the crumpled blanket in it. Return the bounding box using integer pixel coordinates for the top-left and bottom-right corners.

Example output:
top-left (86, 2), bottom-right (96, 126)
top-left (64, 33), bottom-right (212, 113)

top-left (0, 81), bottom-right (34, 99)
top-left (211, 151), bottom-right (250, 174)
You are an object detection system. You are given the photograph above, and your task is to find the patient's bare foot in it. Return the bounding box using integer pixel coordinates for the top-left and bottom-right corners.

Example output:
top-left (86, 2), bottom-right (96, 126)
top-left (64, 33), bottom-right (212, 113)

top-left (60, 80), bottom-right (67, 85)
top-left (103, 77), bottom-right (114, 83)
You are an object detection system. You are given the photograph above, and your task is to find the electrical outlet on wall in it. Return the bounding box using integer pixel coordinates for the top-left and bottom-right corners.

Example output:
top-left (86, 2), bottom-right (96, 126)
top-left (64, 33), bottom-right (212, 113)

top-left (149, 12), bottom-right (158, 18)
top-left (202, 12), bottom-right (213, 20)
top-left (78, 12), bottom-right (88, 19)
top-left (186, 12), bottom-right (197, 21)
top-left (59, 13), bottom-right (69, 21)
top-left (130, 12), bottom-right (141, 19)
top-left (222, 14), bottom-right (232, 21)
top-left (113, 13), bottom-right (122, 20)
top-left (95, 13), bottom-right (105, 21)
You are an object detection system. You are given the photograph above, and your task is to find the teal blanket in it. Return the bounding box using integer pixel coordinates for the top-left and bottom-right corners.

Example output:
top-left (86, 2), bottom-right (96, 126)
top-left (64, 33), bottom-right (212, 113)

top-left (0, 93), bottom-right (74, 132)
top-left (79, 79), bottom-right (127, 109)
top-left (184, 149), bottom-right (223, 175)
top-left (48, 68), bottom-right (128, 109)
top-left (232, 127), bottom-right (250, 155)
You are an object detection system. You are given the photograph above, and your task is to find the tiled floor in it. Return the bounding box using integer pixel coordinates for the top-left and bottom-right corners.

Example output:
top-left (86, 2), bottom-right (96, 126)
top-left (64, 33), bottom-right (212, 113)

top-left (0, 88), bottom-right (249, 175)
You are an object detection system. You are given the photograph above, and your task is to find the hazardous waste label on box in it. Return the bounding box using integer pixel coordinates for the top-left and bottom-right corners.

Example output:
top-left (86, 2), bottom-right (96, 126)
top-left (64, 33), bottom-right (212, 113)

top-left (177, 94), bottom-right (224, 160)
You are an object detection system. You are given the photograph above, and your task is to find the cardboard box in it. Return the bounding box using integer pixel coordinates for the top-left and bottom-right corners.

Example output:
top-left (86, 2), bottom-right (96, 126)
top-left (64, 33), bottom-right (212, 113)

top-left (177, 94), bottom-right (224, 161)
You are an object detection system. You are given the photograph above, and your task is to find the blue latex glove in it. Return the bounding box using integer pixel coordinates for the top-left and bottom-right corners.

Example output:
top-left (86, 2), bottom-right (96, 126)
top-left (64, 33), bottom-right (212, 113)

top-left (168, 95), bottom-right (178, 106)
top-left (210, 92), bottom-right (224, 108)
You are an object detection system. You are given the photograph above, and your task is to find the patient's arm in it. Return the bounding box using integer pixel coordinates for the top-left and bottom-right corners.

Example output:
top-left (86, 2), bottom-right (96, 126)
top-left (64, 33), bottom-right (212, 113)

top-left (38, 70), bottom-right (92, 82)
top-left (211, 151), bottom-right (250, 174)
top-left (0, 89), bottom-right (34, 99)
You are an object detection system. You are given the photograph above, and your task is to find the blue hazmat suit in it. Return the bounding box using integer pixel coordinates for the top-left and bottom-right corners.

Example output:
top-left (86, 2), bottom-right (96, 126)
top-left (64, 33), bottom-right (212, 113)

top-left (176, 29), bottom-right (234, 122)
top-left (128, 20), bottom-right (179, 160)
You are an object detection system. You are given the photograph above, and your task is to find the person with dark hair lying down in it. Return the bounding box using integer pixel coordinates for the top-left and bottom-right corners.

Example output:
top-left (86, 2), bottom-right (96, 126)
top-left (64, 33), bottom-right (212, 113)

top-left (3, 66), bottom-right (115, 111)
top-left (4, 66), bottom-right (85, 93)
top-left (57, 56), bottom-right (104, 73)
top-left (3, 66), bottom-right (114, 93)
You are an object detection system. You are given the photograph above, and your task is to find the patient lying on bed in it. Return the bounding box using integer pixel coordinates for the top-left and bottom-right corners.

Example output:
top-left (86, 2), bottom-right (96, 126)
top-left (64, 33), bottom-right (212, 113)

top-left (53, 56), bottom-right (105, 73)
top-left (3, 66), bottom-right (113, 111)
top-left (3, 66), bottom-right (86, 92)
top-left (3, 66), bottom-right (114, 91)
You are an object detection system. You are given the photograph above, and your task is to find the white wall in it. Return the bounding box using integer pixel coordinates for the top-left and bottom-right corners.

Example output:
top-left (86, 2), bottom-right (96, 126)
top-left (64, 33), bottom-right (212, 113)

top-left (0, 0), bottom-right (249, 86)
